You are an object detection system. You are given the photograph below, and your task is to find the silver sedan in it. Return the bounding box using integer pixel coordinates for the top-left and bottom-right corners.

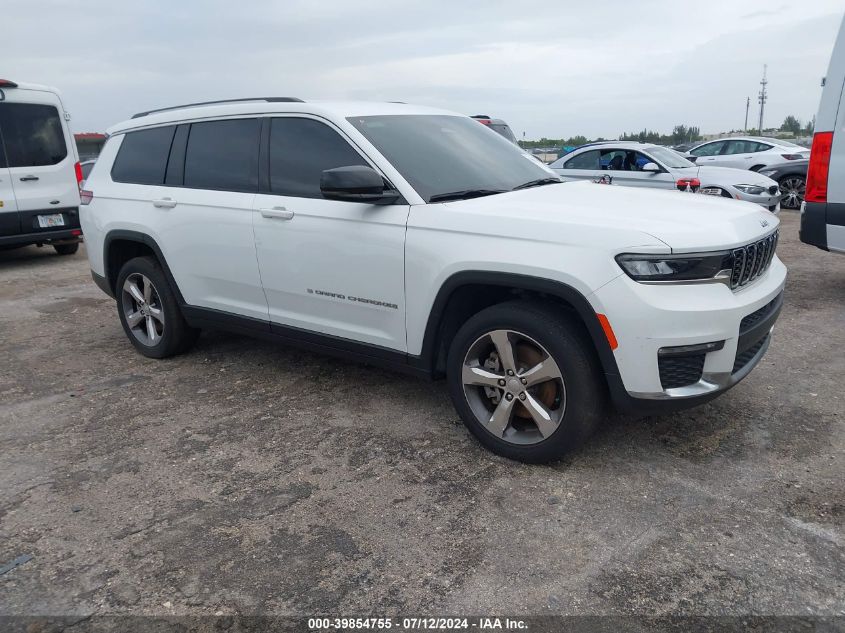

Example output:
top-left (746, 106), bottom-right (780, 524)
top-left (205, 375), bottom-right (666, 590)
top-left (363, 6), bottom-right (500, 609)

top-left (549, 141), bottom-right (782, 212)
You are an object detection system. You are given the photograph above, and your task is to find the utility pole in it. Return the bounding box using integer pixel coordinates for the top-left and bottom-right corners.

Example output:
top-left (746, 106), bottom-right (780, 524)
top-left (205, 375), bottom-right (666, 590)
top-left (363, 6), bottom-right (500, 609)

top-left (744, 96), bottom-right (750, 131)
top-left (757, 64), bottom-right (768, 133)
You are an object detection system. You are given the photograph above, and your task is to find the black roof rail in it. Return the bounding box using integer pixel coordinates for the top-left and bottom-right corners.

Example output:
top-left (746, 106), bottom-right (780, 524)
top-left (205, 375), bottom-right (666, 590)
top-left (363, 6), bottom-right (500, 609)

top-left (131, 97), bottom-right (304, 119)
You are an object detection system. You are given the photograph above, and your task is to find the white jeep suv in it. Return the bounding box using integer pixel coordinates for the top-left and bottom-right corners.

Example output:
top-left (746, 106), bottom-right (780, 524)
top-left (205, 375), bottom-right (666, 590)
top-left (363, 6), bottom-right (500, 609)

top-left (80, 98), bottom-right (786, 462)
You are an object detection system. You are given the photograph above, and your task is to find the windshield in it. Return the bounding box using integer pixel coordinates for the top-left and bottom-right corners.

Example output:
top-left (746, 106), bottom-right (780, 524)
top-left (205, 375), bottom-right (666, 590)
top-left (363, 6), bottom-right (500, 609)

top-left (647, 146), bottom-right (696, 169)
top-left (347, 115), bottom-right (553, 202)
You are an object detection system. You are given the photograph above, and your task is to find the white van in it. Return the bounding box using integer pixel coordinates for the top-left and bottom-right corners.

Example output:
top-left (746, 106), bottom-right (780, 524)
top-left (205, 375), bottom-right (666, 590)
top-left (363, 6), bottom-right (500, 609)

top-left (800, 14), bottom-right (845, 254)
top-left (0, 80), bottom-right (83, 255)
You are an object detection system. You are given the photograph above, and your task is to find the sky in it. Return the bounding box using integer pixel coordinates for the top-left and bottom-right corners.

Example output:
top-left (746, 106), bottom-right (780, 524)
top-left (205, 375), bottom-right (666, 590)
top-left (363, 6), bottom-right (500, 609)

top-left (3, 0), bottom-right (843, 139)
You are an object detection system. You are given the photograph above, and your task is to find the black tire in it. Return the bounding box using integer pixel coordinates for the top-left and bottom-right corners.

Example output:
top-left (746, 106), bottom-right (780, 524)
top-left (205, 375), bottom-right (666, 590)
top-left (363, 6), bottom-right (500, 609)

top-left (115, 256), bottom-right (199, 358)
top-left (54, 242), bottom-right (79, 256)
top-left (446, 301), bottom-right (605, 463)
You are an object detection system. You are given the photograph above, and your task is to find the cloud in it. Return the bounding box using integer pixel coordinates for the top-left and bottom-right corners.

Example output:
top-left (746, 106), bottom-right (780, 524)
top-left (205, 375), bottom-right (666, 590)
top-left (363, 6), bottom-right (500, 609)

top-left (2, 0), bottom-right (843, 138)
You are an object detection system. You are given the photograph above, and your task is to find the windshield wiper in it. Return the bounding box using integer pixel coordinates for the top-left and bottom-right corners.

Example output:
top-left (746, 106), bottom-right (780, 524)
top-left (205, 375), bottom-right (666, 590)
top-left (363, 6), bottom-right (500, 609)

top-left (428, 189), bottom-right (506, 203)
top-left (512, 177), bottom-right (562, 191)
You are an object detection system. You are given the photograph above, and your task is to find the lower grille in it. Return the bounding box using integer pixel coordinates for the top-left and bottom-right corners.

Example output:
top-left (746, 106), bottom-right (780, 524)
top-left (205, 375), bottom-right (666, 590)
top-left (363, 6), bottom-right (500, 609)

top-left (659, 354), bottom-right (706, 389)
top-left (732, 335), bottom-right (769, 374)
top-left (740, 293), bottom-right (782, 333)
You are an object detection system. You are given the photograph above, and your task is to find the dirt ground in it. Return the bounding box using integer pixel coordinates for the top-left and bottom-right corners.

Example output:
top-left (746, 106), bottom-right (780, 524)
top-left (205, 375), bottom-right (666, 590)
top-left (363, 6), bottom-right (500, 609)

top-left (0, 211), bottom-right (843, 619)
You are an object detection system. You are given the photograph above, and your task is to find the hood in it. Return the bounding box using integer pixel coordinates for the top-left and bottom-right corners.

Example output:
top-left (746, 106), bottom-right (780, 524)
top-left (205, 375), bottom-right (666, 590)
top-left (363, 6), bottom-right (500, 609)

top-left (439, 180), bottom-right (779, 252)
top-left (675, 165), bottom-right (778, 188)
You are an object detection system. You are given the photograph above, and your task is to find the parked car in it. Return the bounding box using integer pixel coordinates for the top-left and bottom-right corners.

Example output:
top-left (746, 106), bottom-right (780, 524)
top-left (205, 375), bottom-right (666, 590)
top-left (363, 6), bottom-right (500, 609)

top-left (801, 12), bottom-right (845, 254)
top-left (0, 79), bottom-right (83, 255)
top-left (758, 159), bottom-right (807, 210)
top-left (548, 141), bottom-right (782, 212)
top-left (684, 136), bottom-right (810, 171)
top-left (672, 142), bottom-right (698, 153)
top-left (80, 98), bottom-right (785, 463)
top-left (471, 115), bottom-right (519, 145)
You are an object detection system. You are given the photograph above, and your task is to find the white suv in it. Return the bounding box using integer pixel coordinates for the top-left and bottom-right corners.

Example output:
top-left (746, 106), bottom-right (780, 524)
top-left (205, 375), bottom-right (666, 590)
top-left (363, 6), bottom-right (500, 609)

top-left (80, 98), bottom-right (786, 462)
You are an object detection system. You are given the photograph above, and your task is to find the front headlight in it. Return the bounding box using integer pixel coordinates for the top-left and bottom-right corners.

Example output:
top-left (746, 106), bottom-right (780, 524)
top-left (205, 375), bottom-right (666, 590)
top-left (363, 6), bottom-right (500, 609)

top-left (615, 252), bottom-right (733, 284)
top-left (734, 184), bottom-right (766, 195)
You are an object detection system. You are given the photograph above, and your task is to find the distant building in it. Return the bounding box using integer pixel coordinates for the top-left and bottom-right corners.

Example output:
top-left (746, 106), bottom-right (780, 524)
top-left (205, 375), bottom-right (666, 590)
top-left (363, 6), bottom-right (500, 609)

top-left (74, 133), bottom-right (107, 161)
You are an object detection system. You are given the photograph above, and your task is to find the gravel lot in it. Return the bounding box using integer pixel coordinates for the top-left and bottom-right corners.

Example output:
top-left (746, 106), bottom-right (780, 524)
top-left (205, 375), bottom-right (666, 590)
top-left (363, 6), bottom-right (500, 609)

top-left (1, 211), bottom-right (843, 619)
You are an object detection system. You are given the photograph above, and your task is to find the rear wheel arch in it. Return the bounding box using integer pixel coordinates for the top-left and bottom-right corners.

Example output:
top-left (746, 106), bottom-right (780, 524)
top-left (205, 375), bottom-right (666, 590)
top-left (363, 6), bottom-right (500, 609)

top-left (103, 230), bottom-right (185, 303)
top-left (417, 271), bottom-right (620, 384)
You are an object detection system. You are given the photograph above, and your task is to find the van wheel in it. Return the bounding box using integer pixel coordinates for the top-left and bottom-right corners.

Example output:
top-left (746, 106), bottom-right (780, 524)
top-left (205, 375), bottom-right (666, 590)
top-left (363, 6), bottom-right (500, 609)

top-left (115, 256), bottom-right (198, 358)
top-left (54, 243), bottom-right (79, 256)
top-left (447, 302), bottom-right (604, 463)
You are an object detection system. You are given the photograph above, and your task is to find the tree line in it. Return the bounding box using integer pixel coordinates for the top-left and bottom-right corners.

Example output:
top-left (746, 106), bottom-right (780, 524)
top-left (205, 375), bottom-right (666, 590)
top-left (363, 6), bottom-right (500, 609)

top-left (520, 115), bottom-right (814, 149)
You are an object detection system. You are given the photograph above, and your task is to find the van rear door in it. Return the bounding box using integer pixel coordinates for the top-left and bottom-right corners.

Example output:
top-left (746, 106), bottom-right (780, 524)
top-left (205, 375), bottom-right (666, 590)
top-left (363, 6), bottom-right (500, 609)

top-left (801, 13), bottom-right (845, 252)
top-left (0, 137), bottom-right (20, 237)
top-left (0, 87), bottom-right (81, 237)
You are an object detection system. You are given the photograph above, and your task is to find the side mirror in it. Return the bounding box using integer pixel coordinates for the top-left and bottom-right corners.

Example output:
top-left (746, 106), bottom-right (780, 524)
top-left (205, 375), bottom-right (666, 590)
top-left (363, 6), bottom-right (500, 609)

top-left (641, 162), bottom-right (661, 173)
top-left (320, 165), bottom-right (399, 205)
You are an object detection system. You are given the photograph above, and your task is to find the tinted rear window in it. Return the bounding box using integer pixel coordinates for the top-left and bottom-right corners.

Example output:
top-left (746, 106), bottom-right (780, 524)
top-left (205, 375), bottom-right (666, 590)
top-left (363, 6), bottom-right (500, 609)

top-left (184, 118), bottom-right (260, 192)
top-left (0, 103), bottom-right (67, 168)
top-left (111, 126), bottom-right (176, 185)
top-left (563, 150), bottom-right (600, 169)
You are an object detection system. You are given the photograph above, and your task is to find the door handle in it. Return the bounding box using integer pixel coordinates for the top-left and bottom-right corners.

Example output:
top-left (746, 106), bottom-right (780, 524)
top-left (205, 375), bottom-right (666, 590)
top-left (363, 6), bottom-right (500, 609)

top-left (152, 197), bottom-right (177, 209)
top-left (260, 206), bottom-right (294, 220)
top-left (20, 175), bottom-right (39, 182)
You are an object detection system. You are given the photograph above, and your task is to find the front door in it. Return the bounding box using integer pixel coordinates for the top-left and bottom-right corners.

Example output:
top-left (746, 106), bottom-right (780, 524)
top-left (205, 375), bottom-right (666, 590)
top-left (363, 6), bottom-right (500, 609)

top-left (252, 116), bottom-right (409, 351)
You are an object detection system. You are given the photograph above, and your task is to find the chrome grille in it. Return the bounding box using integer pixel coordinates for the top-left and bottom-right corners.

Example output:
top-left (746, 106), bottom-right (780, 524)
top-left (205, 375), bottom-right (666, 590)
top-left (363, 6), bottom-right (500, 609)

top-left (730, 230), bottom-right (778, 290)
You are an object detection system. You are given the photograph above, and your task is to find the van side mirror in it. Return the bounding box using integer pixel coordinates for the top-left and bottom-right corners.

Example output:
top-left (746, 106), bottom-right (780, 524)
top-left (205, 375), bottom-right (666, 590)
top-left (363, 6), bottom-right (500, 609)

top-left (320, 166), bottom-right (399, 205)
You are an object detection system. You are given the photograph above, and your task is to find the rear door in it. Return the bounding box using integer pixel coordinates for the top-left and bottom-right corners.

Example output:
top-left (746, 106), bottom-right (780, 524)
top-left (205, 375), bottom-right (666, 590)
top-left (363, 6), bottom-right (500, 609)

top-left (549, 149), bottom-right (603, 182)
top-left (0, 133), bottom-right (20, 237)
top-left (0, 88), bottom-right (80, 236)
top-left (689, 140), bottom-right (726, 166)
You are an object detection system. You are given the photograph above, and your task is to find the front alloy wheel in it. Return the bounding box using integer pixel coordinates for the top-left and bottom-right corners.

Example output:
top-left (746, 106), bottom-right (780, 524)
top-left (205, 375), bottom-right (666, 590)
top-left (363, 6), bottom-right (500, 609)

top-left (121, 273), bottom-right (165, 346)
top-left (462, 329), bottom-right (566, 445)
top-left (447, 301), bottom-right (604, 462)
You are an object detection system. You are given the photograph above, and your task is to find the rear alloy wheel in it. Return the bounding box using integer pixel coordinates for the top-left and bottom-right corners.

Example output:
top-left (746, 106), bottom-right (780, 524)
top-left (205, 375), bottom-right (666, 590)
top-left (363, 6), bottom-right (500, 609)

top-left (121, 272), bottom-right (166, 348)
top-left (116, 256), bottom-right (198, 358)
top-left (779, 176), bottom-right (806, 210)
top-left (447, 302), bottom-right (604, 462)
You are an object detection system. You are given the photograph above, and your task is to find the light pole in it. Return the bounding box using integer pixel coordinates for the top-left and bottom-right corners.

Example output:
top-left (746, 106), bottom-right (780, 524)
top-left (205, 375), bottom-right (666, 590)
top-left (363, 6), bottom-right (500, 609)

top-left (744, 96), bottom-right (750, 132)
top-left (758, 64), bottom-right (768, 132)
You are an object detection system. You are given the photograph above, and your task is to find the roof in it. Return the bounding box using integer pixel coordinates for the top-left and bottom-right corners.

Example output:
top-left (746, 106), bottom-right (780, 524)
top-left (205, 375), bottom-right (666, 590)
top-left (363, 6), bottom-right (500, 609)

top-left (692, 136), bottom-right (799, 147)
top-left (107, 99), bottom-right (462, 135)
top-left (0, 80), bottom-right (61, 94)
top-left (573, 140), bottom-right (662, 150)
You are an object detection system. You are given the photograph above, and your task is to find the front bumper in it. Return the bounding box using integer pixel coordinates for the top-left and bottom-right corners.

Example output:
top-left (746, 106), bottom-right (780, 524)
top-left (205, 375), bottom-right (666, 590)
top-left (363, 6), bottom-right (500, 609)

top-left (737, 192), bottom-right (781, 213)
top-left (592, 256), bottom-right (786, 407)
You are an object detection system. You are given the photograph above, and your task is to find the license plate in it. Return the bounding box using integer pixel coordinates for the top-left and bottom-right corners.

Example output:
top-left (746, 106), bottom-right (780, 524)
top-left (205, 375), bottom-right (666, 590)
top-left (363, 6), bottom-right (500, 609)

top-left (37, 214), bottom-right (65, 228)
